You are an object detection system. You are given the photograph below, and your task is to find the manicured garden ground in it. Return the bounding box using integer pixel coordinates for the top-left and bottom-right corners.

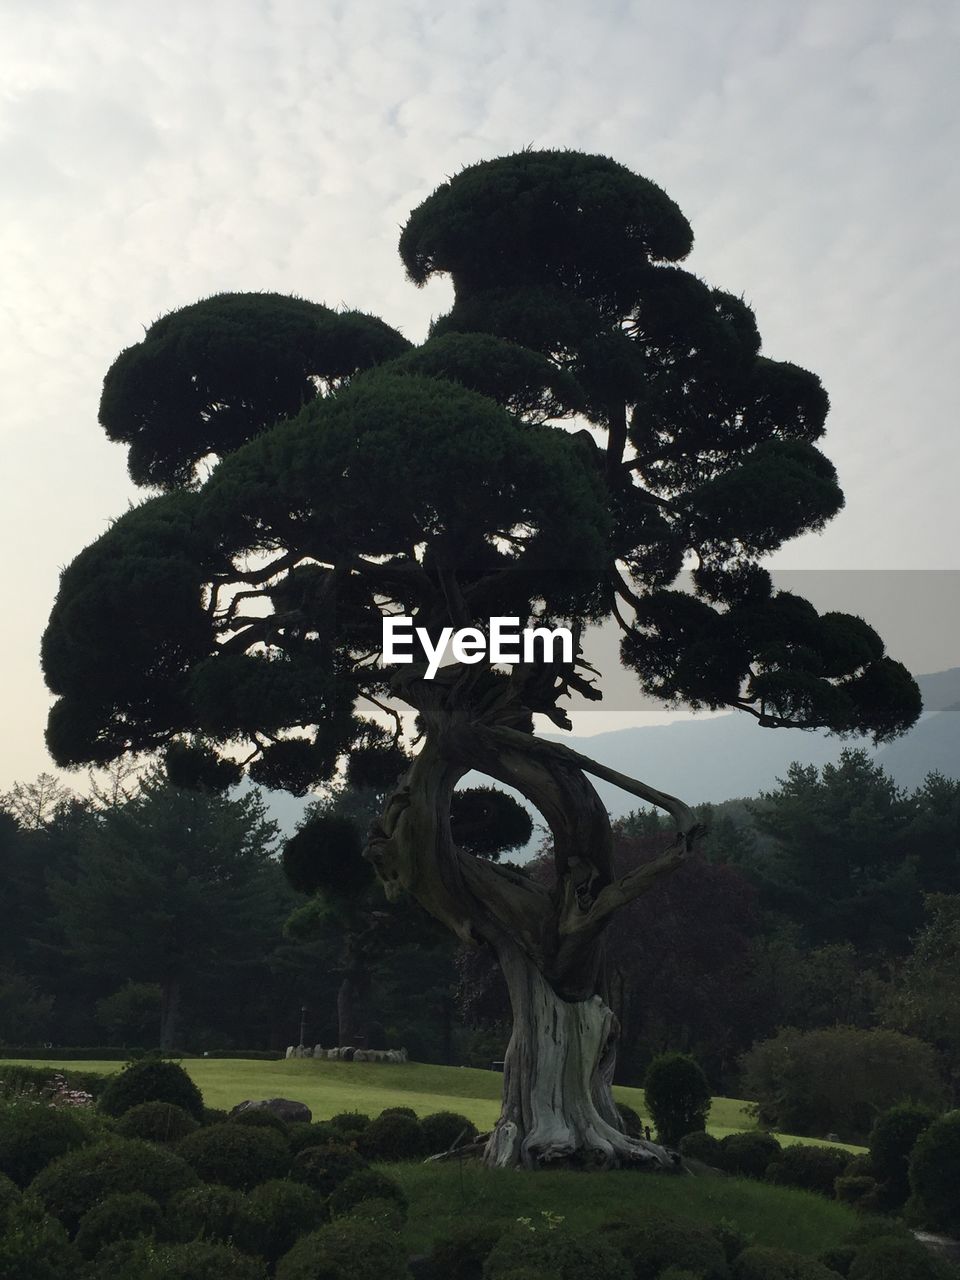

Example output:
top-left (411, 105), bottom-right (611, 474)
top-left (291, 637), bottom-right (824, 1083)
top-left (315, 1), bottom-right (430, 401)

top-left (9, 1056), bottom-right (862, 1151)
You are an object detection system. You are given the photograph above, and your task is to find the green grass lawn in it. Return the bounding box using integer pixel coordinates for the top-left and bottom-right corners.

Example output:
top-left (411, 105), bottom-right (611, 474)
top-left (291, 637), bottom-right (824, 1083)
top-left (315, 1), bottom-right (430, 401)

top-left (390, 1162), bottom-right (859, 1257)
top-left (8, 1056), bottom-right (862, 1153)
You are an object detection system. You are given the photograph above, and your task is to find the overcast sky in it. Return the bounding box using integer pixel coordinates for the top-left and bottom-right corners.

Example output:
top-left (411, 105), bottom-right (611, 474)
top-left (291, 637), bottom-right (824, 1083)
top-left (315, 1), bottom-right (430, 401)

top-left (1, 0), bottom-right (958, 793)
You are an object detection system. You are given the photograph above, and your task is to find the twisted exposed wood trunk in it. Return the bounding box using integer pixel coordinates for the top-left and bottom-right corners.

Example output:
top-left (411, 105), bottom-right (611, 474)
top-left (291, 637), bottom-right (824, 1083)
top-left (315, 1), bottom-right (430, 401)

top-left (364, 671), bottom-right (698, 1170)
top-left (487, 938), bottom-right (673, 1169)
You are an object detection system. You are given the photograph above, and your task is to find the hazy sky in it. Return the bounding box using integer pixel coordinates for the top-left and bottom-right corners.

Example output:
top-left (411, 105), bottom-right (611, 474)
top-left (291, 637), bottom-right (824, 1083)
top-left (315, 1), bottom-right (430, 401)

top-left (2, 0), bottom-right (958, 792)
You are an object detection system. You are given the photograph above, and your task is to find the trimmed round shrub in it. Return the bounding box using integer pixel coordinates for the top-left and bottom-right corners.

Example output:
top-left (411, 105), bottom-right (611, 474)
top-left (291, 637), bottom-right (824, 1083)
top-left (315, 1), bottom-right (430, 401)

top-left (616, 1102), bottom-right (644, 1138)
top-left (329, 1111), bottom-right (372, 1134)
top-left (427, 1218), bottom-right (505, 1280)
top-left (288, 1122), bottom-right (351, 1154)
top-left (245, 1179), bottom-right (327, 1264)
top-left (202, 1108), bottom-right (229, 1126)
top-left (733, 1246), bottom-right (844, 1279)
top-left (74, 1191), bottom-right (162, 1260)
top-left (720, 1131), bottom-right (783, 1179)
top-left (276, 1218), bottom-right (409, 1280)
top-left (485, 1224), bottom-right (631, 1280)
top-left (842, 1218), bottom-right (913, 1248)
top-left (868, 1103), bottom-right (937, 1212)
top-left (166, 1183), bottom-right (252, 1245)
top-left (228, 1109), bottom-right (290, 1136)
top-left (0, 1101), bottom-right (90, 1187)
top-left (346, 1197), bottom-right (405, 1233)
top-left (99, 1058), bottom-right (204, 1121)
top-left (834, 1176), bottom-right (879, 1210)
top-left (843, 1154), bottom-right (875, 1178)
top-left (0, 1170), bottom-right (20, 1217)
top-left (644, 1053), bottom-right (711, 1148)
top-left (0, 1200), bottom-right (79, 1280)
top-left (680, 1130), bottom-right (724, 1166)
top-left (819, 1245), bottom-right (857, 1277)
top-left (358, 1112), bottom-right (426, 1161)
top-left (176, 1124), bottom-right (290, 1190)
top-left (848, 1237), bottom-right (955, 1280)
top-left (420, 1110), bottom-right (478, 1153)
top-left (379, 1106), bottom-right (417, 1119)
top-left (30, 1137), bottom-right (197, 1233)
top-left (116, 1101), bottom-right (199, 1144)
top-left (291, 1143), bottom-right (367, 1196)
top-left (908, 1110), bottom-right (960, 1231)
top-left (98, 1237), bottom-right (268, 1279)
top-left (328, 1168), bottom-right (408, 1221)
top-left (601, 1211), bottom-right (729, 1280)
top-left (765, 1144), bottom-right (849, 1196)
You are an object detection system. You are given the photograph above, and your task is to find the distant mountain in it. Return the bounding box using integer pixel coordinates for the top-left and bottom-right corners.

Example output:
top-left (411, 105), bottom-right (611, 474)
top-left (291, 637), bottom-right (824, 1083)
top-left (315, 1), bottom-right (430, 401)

top-left (254, 668), bottom-right (960, 836)
top-left (545, 667), bottom-right (960, 817)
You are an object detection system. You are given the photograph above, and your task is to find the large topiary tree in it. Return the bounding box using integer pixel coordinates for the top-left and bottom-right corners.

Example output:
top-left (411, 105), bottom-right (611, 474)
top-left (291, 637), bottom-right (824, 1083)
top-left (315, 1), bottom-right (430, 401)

top-left (42, 150), bottom-right (921, 1170)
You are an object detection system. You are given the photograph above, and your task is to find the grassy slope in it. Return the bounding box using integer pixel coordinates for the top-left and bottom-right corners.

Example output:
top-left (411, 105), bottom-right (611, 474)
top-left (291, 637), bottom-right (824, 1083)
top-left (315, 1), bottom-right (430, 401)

top-left (390, 1163), bottom-right (858, 1256)
top-left (9, 1057), bottom-right (861, 1151)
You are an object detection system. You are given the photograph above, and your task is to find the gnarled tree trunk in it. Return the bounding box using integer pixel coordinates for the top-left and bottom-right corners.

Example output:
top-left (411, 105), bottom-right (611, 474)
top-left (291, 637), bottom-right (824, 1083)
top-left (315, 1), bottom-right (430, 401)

top-left (365, 669), bottom-right (700, 1170)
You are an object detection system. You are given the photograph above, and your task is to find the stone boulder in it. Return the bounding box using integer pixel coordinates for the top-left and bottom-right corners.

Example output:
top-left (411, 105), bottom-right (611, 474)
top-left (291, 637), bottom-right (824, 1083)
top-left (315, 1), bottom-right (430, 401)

top-left (231, 1097), bottom-right (312, 1124)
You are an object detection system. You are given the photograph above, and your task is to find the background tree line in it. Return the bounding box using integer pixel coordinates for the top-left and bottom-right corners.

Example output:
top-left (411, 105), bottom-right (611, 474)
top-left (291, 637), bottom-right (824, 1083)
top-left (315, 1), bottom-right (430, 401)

top-left (1, 748), bottom-right (958, 1103)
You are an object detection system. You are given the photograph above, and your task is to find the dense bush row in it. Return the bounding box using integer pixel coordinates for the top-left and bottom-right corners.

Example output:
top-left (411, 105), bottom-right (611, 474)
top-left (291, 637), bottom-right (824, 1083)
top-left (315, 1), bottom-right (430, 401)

top-left (0, 1056), bottom-right (955, 1279)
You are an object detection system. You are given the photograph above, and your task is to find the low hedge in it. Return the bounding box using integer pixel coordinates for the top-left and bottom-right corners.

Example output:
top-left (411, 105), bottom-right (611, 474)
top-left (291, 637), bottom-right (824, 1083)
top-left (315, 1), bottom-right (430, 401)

top-left (0, 1063), bottom-right (107, 1099)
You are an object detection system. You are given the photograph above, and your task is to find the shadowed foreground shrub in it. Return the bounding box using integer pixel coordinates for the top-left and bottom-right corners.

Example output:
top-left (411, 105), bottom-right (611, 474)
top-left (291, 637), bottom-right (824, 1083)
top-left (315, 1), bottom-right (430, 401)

top-left (359, 1112), bottom-right (427, 1161)
top-left (426, 1217), bottom-right (506, 1280)
top-left (733, 1245), bottom-right (845, 1279)
top-left (420, 1111), bottom-right (478, 1153)
top-left (166, 1183), bottom-right (252, 1245)
top-left (328, 1168), bottom-right (408, 1220)
top-left (74, 1191), bottom-right (162, 1260)
top-left (176, 1124), bottom-right (290, 1190)
top-left (290, 1142), bottom-right (366, 1196)
top-left (116, 1100), bottom-right (199, 1144)
top-left (601, 1210), bottom-right (729, 1280)
top-left (0, 1101), bottom-right (90, 1186)
top-left (30, 1137), bottom-right (197, 1233)
top-left (276, 1218), bottom-right (410, 1280)
top-left (765, 1145), bottom-right (850, 1197)
top-left (908, 1111), bottom-right (960, 1232)
top-left (96, 1237), bottom-right (268, 1279)
top-left (0, 1200), bottom-right (78, 1279)
top-left (867, 1103), bottom-right (937, 1212)
top-left (720, 1132), bottom-right (782, 1180)
top-left (848, 1236), bottom-right (955, 1280)
top-left (680, 1131), bottom-right (724, 1166)
top-left (485, 1224), bottom-right (631, 1280)
top-left (245, 1180), bottom-right (327, 1263)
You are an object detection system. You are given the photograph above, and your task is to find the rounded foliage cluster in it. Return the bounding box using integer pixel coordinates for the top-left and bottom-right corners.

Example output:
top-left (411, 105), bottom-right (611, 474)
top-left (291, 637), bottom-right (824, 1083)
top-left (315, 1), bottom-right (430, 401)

top-left (484, 1223), bottom-right (631, 1280)
top-left (328, 1111), bottom-right (372, 1136)
top-left (276, 1218), bottom-right (409, 1280)
top-left (116, 1100), bottom-right (200, 1144)
top-left (228, 1108), bottom-right (290, 1135)
top-left (848, 1236), bottom-right (955, 1280)
top-left (719, 1132), bottom-right (783, 1180)
top-left (166, 1183), bottom-right (251, 1245)
top-left (359, 1111), bottom-right (427, 1161)
top-left (328, 1169), bottom-right (408, 1221)
top-left (245, 1179), bottom-right (327, 1264)
top-left (30, 1137), bottom-right (197, 1233)
top-left (868, 1103), bottom-right (937, 1211)
top-left (288, 1121), bottom-right (349, 1153)
top-left (908, 1110), bottom-right (960, 1232)
top-left (99, 1057), bottom-right (205, 1121)
top-left (427, 1218), bottom-right (506, 1280)
top-left (74, 1191), bottom-right (162, 1260)
top-left (97, 1237), bottom-right (268, 1280)
top-left (601, 1210), bottom-right (729, 1280)
top-left (176, 1123), bottom-right (290, 1190)
top-left (733, 1246), bottom-right (847, 1279)
top-left (679, 1131), bottom-right (724, 1166)
top-left (765, 1145), bottom-right (849, 1197)
top-left (0, 1101), bottom-right (90, 1187)
top-left (290, 1142), bottom-right (367, 1196)
top-left (643, 1053), bottom-right (711, 1148)
top-left (345, 1198), bottom-right (405, 1233)
top-left (0, 1199), bottom-right (78, 1280)
top-left (420, 1111), bottom-right (478, 1153)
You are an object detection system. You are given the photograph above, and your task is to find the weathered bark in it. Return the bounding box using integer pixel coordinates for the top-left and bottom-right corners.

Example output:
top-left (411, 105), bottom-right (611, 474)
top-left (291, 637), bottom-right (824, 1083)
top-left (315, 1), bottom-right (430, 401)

top-left (364, 669), bottom-right (700, 1170)
top-left (486, 938), bottom-right (674, 1169)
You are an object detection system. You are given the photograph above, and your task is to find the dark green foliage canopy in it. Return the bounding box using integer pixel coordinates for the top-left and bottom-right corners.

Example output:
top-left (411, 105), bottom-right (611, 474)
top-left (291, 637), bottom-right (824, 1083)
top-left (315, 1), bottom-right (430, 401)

top-left (43, 149), bottom-right (920, 801)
